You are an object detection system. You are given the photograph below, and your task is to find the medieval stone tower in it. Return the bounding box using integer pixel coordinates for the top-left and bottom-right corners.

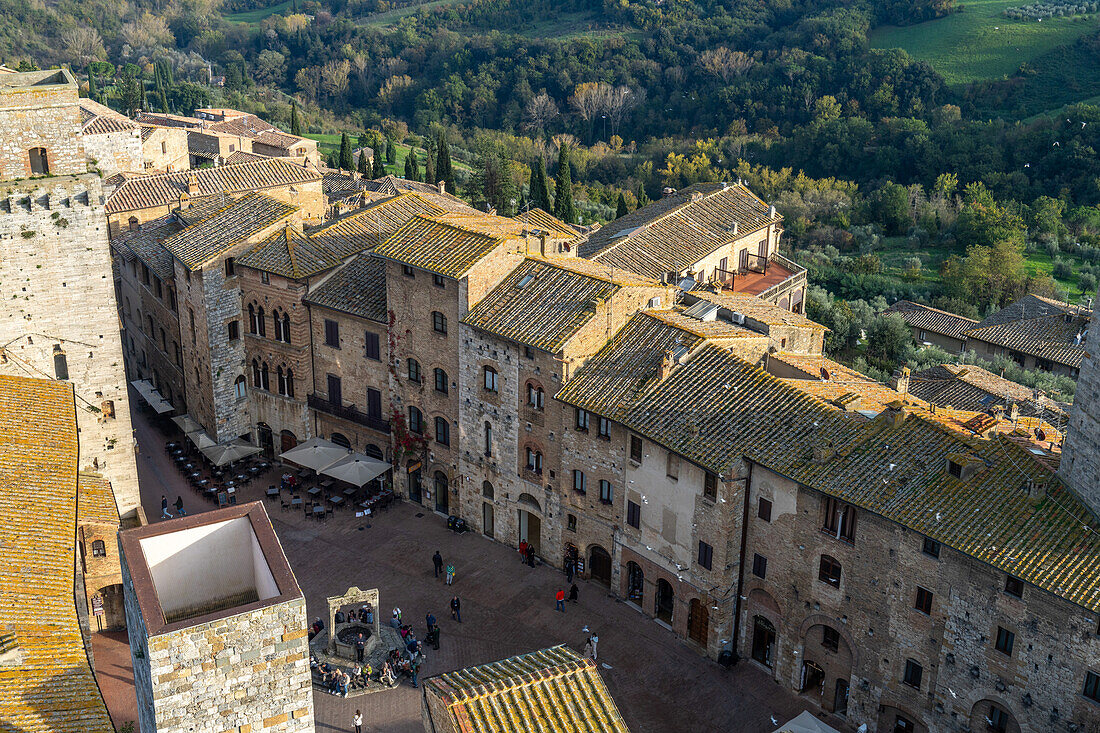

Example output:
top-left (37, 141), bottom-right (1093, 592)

top-left (0, 68), bottom-right (140, 517)
top-left (1060, 286), bottom-right (1100, 517)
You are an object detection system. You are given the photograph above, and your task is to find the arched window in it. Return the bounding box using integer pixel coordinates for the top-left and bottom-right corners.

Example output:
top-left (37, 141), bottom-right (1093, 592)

top-left (29, 147), bottom-right (49, 175)
top-left (91, 539), bottom-right (106, 557)
top-left (818, 555), bottom-right (842, 587)
top-left (435, 416), bottom-right (450, 446)
top-left (251, 359), bottom-right (262, 388)
top-left (256, 306), bottom-right (266, 337)
top-left (432, 311), bottom-right (447, 334)
top-left (273, 309), bottom-right (284, 342)
top-left (260, 362), bottom-right (270, 391)
top-left (407, 358), bottom-right (421, 383)
top-left (572, 469), bottom-right (586, 494)
top-left (364, 444), bottom-right (384, 460)
top-left (234, 375), bottom-right (246, 398)
top-left (483, 366), bottom-right (498, 392)
top-left (434, 368), bottom-right (448, 394)
top-left (482, 481), bottom-right (494, 499)
top-left (408, 406), bottom-right (423, 434)
top-left (248, 304), bottom-right (258, 334)
top-left (525, 447), bottom-right (543, 474)
top-left (285, 368), bottom-right (293, 397)
top-left (331, 432), bottom-right (351, 448)
top-left (484, 421), bottom-right (493, 456)
top-left (526, 382), bottom-right (544, 409)
top-left (282, 311), bottom-right (291, 343)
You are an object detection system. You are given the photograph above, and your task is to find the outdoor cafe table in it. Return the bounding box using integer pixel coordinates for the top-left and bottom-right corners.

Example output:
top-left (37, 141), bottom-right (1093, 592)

top-left (329, 496), bottom-right (344, 506)
top-left (307, 486), bottom-right (321, 497)
top-left (343, 487), bottom-right (357, 498)
top-left (319, 479), bottom-right (334, 490)
top-left (312, 505), bottom-right (325, 518)
top-left (291, 497), bottom-right (303, 508)
top-left (266, 487), bottom-right (280, 498)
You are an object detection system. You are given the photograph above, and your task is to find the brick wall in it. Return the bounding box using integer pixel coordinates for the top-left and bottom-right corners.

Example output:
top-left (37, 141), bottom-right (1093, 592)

top-left (0, 175), bottom-right (140, 517)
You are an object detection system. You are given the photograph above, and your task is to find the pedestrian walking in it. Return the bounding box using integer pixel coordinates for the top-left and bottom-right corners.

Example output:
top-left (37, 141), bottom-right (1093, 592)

top-left (583, 637), bottom-right (593, 659)
top-left (174, 495), bottom-right (186, 516)
top-left (425, 612), bottom-right (436, 633)
top-left (445, 562), bottom-right (455, 585)
top-left (450, 595), bottom-right (461, 623)
top-left (526, 547), bottom-right (535, 567)
top-left (590, 634), bottom-right (599, 660)
top-left (555, 589), bottom-right (566, 612)
top-left (353, 710), bottom-right (363, 733)
top-left (355, 633), bottom-right (366, 662)
top-left (410, 654), bottom-right (422, 688)
top-left (433, 550), bottom-right (443, 578)
top-left (160, 495), bottom-right (173, 519)
top-left (568, 583), bottom-right (579, 603)
top-left (518, 540), bottom-right (528, 562)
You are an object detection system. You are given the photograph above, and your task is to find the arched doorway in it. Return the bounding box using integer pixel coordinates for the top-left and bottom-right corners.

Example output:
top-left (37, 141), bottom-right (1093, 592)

top-left (29, 146), bottom-right (49, 175)
top-left (407, 461), bottom-right (422, 504)
top-left (433, 471), bottom-right (449, 515)
top-left (588, 545), bottom-right (611, 586)
top-left (801, 622), bottom-right (854, 714)
top-left (625, 561), bottom-right (644, 602)
top-left (482, 502), bottom-right (494, 537)
top-left (877, 706), bottom-right (927, 733)
top-left (655, 578), bottom-right (674, 623)
top-left (969, 700), bottom-right (1020, 733)
top-left (800, 660), bottom-right (825, 694)
top-left (280, 429), bottom-right (297, 453)
top-left (687, 598), bottom-right (709, 645)
top-left (751, 616), bottom-right (776, 667)
top-left (331, 432), bottom-right (351, 449)
top-left (518, 493), bottom-right (541, 555)
top-left (256, 423), bottom-right (273, 457)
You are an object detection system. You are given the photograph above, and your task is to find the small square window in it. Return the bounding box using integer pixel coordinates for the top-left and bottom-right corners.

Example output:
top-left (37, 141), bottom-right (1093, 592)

top-left (698, 541), bottom-right (713, 570)
top-left (432, 311), bottom-right (448, 334)
top-left (365, 331), bottom-right (381, 361)
top-left (324, 319), bottom-right (340, 347)
top-left (948, 459), bottom-right (963, 478)
top-left (752, 553), bottom-right (767, 579)
top-left (704, 472), bottom-right (718, 501)
top-left (995, 626), bottom-right (1015, 656)
top-left (922, 538), bottom-right (941, 558)
top-left (575, 408), bottom-right (590, 431)
top-left (822, 626), bottom-right (840, 652)
top-left (432, 274), bottom-right (445, 288)
top-left (598, 416), bottom-right (611, 439)
top-left (1005, 575), bottom-right (1024, 598)
top-left (626, 500), bottom-right (640, 529)
top-left (903, 659), bottom-right (923, 689)
top-left (227, 321), bottom-right (239, 340)
top-left (402, 265), bottom-right (415, 277)
top-left (629, 435), bottom-right (642, 463)
top-left (1083, 670), bottom-right (1100, 703)
top-left (567, 514), bottom-right (577, 532)
top-left (915, 586), bottom-right (933, 614)
top-left (524, 346), bottom-right (534, 359)
top-left (758, 497), bottom-right (772, 522)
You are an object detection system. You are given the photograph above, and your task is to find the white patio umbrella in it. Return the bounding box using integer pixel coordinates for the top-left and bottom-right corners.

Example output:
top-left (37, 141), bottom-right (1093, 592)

top-left (279, 436), bottom-right (351, 472)
top-left (171, 414), bottom-right (205, 434)
top-left (186, 429), bottom-right (218, 450)
top-left (320, 453), bottom-right (390, 487)
top-left (201, 439), bottom-right (262, 467)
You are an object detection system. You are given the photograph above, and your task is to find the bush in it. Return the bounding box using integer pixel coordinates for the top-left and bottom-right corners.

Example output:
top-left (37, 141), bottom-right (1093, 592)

top-left (1052, 259), bottom-right (1075, 279)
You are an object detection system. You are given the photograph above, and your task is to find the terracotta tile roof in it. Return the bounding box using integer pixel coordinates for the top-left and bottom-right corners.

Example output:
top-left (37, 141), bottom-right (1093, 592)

top-left (162, 193), bottom-right (297, 270)
top-left (423, 645), bottom-right (629, 733)
top-left (105, 158), bottom-right (321, 215)
top-left (768, 352), bottom-right (875, 383)
top-left (77, 472), bottom-right (120, 525)
top-left (372, 212), bottom-right (524, 279)
top-left (909, 364), bottom-right (1067, 420)
top-left (237, 225), bottom-right (343, 279)
top-left (79, 99), bottom-right (138, 135)
top-left (962, 296), bottom-right (1090, 367)
top-left (573, 333), bottom-right (1100, 612)
top-left (644, 308), bottom-right (766, 342)
top-left (463, 258), bottom-right (624, 352)
top-left (174, 196), bottom-right (236, 227)
top-left (139, 124), bottom-right (161, 142)
top-left (206, 115), bottom-right (308, 151)
top-left (882, 300), bottom-right (979, 340)
top-left (0, 375), bottom-right (114, 732)
top-left (360, 174), bottom-right (468, 203)
top-left (578, 183), bottom-right (780, 279)
top-left (556, 312), bottom-right (704, 421)
top-left (110, 214), bottom-right (182, 280)
top-left (311, 193), bottom-right (464, 258)
top-left (224, 150), bottom-right (269, 165)
top-left (304, 254), bottom-right (387, 322)
top-left (323, 171), bottom-right (363, 198)
top-left (688, 290), bottom-right (825, 329)
top-left (517, 207), bottom-right (583, 242)
top-left (134, 111), bottom-right (203, 129)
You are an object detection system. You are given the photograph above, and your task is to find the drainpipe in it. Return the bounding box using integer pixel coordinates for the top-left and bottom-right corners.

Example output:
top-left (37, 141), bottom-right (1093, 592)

top-left (730, 458), bottom-right (754, 664)
top-left (305, 299), bottom-right (317, 440)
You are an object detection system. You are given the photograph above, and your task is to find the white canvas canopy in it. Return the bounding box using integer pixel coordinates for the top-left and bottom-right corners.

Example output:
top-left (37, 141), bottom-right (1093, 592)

top-left (171, 414), bottom-right (205, 433)
top-left (319, 453), bottom-right (390, 487)
top-left (130, 379), bottom-right (174, 414)
top-left (279, 436), bottom-right (352, 472)
top-left (200, 439), bottom-right (262, 467)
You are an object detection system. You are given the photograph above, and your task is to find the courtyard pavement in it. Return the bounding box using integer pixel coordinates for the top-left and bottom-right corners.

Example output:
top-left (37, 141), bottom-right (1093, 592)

top-left (93, 402), bottom-right (829, 733)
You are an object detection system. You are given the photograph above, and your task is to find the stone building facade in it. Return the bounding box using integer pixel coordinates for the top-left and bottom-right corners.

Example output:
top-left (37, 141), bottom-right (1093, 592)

top-left (77, 472), bottom-right (127, 631)
top-left (0, 69), bottom-right (140, 519)
top-left (140, 125), bottom-right (190, 173)
top-left (1061, 289), bottom-right (1100, 517)
top-left (120, 502), bottom-right (313, 733)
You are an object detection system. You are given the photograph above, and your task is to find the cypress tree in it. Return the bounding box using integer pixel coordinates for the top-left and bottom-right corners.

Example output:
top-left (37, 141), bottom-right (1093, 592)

top-left (138, 81), bottom-right (147, 114)
top-left (635, 182), bottom-right (650, 209)
top-left (290, 102), bottom-right (302, 136)
top-left (87, 65), bottom-right (98, 102)
top-left (616, 192), bottom-right (629, 219)
top-left (530, 156), bottom-right (551, 213)
top-left (158, 90), bottom-right (169, 113)
top-left (553, 144), bottom-right (575, 224)
top-left (404, 151), bottom-right (420, 181)
top-left (386, 136), bottom-right (397, 165)
top-left (373, 144), bottom-right (386, 178)
top-left (424, 138), bottom-right (437, 185)
top-left (358, 148), bottom-right (370, 177)
top-left (339, 132), bottom-right (354, 171)
top-left (436, 133), bottom-right (454, 194)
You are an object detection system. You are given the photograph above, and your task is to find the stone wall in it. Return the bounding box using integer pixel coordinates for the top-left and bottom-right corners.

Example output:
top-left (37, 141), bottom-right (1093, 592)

top-left (142, 127), bottom-right (190, 173)
top-left (0, 174), bottom-right (141, 517)
top-left (741, 463), bottom-right (1100, 733)
top-left (202, 263), bottom-right (251, 442)
top-left (1060, 286), bottom-right (1100, 516)
top-left (83, 128), bottom-right (143, 178)
top-left (0, 76), bottom-right (87, 180)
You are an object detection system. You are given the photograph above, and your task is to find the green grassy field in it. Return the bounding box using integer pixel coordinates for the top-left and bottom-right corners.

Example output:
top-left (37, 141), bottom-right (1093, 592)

top-left (222, 0), bottom-right (293, 24)
top-left (511, 10), bottom-right (637, 40)
top-left (358, 0), bottom-right (464, 27)
top-left (870, 0), bottom-right (1100, 86)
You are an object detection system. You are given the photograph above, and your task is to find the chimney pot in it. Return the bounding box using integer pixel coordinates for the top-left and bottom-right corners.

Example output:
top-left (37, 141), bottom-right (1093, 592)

top-left (438, 180), bottom-right (445, 195)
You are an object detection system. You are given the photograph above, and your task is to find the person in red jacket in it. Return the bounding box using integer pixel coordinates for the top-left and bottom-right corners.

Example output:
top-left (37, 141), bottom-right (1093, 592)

top-left (555, 588), bottom-right (566, 613)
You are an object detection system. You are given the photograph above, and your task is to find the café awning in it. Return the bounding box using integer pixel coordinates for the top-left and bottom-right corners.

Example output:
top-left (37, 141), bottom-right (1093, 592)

top-left (320, 453), bottom-right (390, 487)
top-left (130, 379), bottom-right (173, 414)
top-left (279, 436), bottom-right (351, 472)
top-left (171, 414), bottom-right (205, 433)
top-left (200, 439), bottom-right (262, 467)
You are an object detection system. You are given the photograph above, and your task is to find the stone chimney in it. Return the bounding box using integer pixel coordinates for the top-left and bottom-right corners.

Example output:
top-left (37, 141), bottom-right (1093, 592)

top-left (769, 204), bottom-right (777, 218)
top-left (186, 173), bottom-right (199, 196)
top-left (437, 180), bottom-right (446, 195)
top-left (658, 350), bottom-right (676, 381)
top-left (662, 187), bottom-right (676, 198)
top-left (890, 367), bottom-right (911, 395)
top-left (1009, 402), bottom-right (1019, 424)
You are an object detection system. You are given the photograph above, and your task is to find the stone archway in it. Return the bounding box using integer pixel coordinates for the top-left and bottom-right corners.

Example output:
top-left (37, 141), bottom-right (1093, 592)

top-left (968, 699), bottom-right (1021, 733)
top-left (799, 616), bottom-right (856, 714)
top-left (326, 586), bottom-right (380, 656)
